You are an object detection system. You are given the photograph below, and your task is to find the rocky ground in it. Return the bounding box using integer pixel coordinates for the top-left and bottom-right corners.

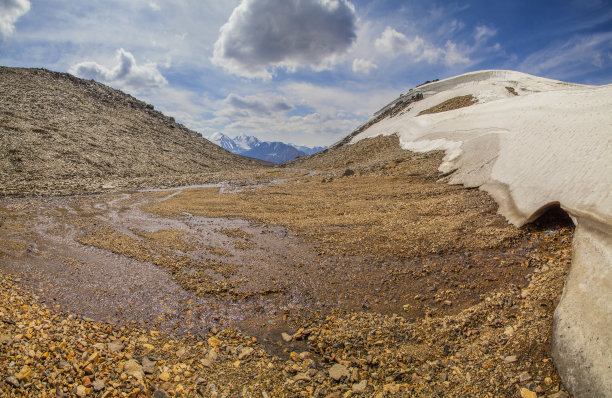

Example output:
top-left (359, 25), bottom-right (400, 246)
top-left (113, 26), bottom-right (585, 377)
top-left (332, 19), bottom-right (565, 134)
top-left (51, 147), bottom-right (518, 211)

top-left (0, 67), bottom-right (264, 197)
top-left (0, 135), bottom-right (575, 397)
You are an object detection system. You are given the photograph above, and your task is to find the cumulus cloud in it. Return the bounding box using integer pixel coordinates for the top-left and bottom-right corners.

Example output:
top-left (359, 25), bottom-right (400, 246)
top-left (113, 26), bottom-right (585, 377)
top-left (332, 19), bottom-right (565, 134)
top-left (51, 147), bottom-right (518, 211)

top-left (211, 0), bottom-right (358, 78)
top-left (69, 48), bottom-right (167, 91)
top-left (0, 0), bottom-right (30, 37)
top-left (224, 93), bottom-right (293, 116)
top-left (374, 26), bottom-right (469, 66)
top-left (352, 58), bottom-right (377, 74)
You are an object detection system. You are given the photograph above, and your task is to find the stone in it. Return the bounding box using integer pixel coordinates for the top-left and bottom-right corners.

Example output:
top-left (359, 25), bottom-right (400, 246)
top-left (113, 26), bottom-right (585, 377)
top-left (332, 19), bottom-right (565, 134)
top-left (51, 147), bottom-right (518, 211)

top-left (281, 332), bottom-right (293, 342)
top-left (519, 372), bottom-right (531, 382)
top-left (159, 371), bottom-right (171, 381)
top-left (5, 376), bottom-right (19, 387)
top-left (352, 380), bottom-right (367, 393)
top-left (548, 392), bottom-right (569, 398)
top-left (520, 388), bottom-right (536, 398)
top-left (153, 390), bottom-right (169, 398)
top-left (108, 340), bottom-right (124, 353)
top-left (293, 373), bottom-right (311, 382)
top-left (82, 376), bottom-right (92, 387)
top-left (124, 359), bottom-right (145, 385)
top-left (76, 385), bottom-right (87, 397)
top-left (141, 356), bottom-right (156, 374)
top-left (238, 347), bottom-right (254, 360)
top-left (329, 364), bottom-right (349, 381)
top-left (93, 379), bottom-right (106, 391)
top-left (504, 355), bottom-right (517, 363)
top-left (15, 365), bottom-right (32, 381)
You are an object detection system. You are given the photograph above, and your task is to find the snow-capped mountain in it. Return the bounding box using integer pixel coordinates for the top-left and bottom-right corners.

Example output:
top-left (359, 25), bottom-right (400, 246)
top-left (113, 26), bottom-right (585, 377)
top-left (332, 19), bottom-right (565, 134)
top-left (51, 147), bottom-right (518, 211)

top-left (291, 144), bottom-right (327, 155)
top-left (207, 133), bottom-right (325, 163)
top-left (233, 134), bottom-right (262, 152)
top-left (207, 132), bottom-right (241, 153)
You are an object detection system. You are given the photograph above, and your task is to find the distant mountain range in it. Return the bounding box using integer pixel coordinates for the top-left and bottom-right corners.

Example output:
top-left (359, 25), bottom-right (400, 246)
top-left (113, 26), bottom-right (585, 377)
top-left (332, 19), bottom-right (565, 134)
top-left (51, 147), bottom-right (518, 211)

top-left (207, 133), bottom-right (326, 163)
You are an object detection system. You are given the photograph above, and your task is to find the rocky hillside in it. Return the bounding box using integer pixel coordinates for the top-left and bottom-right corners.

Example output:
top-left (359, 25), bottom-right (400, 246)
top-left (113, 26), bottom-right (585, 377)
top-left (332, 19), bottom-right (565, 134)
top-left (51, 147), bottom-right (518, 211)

top-left (0, 67), bottom-right (262, 196)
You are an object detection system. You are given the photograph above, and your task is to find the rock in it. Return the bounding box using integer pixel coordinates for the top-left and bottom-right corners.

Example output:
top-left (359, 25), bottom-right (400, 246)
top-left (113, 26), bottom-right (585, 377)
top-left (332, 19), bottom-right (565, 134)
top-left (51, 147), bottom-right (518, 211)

top-left (93, 379), bottom-right (105, 391)
top-left (108, 340), bottom-right (124, 353)
top-left (207, 336), bottom-right (221, 347)
top-left (352, 380), bottom-right (367, 393)
top-left (75, 385), bottom-right (87, 397)
top-left (124, 359), bottom-right (145, 385)
top-left (5, 376), bottom-right (19, 387)
top-left (548, 392), bottom-right (569, 398)
top-left (141, 356), bottom-right (156, 374)
top-left (504, 355), bottom-right (517, 363)
top-left (57, 360), bottom-right (71, 370)
top-left (293, 373), bottom-right (311, 382)
top-left (520, 388), bottom-right (537, 398)
top-left (159, 371), bottom-right (171, 381)
top-left (15, 365), bottom-right (32, 381)
top-left (281, 332), bottom-right (293, 342)
top-left (238, 347), bottom-right (254, 360)
top-left (518, 371), bottom-right (531, 382)
top-left (0, 335), bottom-right (12, 345)
top-left (82, 376), bottom-right (91, 387)
top-left (153, 390), bottom-right (169, 398)
top-left (329, 364), bottom-right (349, 381)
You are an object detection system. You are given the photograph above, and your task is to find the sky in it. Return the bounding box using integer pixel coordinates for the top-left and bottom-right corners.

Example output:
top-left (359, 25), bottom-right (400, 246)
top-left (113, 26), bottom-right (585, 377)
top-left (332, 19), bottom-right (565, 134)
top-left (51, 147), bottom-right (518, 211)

top-left (1, 0), bottom-right (612, 147)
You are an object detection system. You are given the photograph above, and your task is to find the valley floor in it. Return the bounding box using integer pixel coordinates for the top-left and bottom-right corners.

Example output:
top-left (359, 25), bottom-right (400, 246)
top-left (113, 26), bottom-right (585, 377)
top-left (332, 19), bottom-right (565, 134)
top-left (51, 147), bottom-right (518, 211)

top-left (0, 136), bottom-right (573, 397)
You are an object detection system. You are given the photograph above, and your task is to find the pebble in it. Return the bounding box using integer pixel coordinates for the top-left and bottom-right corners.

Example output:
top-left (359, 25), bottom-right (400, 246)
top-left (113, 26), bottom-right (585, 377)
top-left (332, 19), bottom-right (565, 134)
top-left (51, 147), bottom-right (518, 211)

top-left (352, 380), bottom-right (367, 393)
top-left (519, 371), bottom-right (531, 382)
top-left (520, 388), bottom-right (537, 398)
top-left (6, 376), bottom-right (19, 387)
top-left (93, 379), bottom-right (106, 391)
top-left (238, 347), bottom-right (254, 360)
top-left (75, 385), bottom-right (87, 397)
top-left (504, 355), bottom-right (517, 363)
top-left (153, 390), bottom-right (169, 398)
top-left (16, 365), bottom-right (32, 381)
top-left (142, 356), bottom-right (156, 374)
top-left (281, 332), bottom-right (293, 342)
top-left (108, 340), bottom-right (124, 353)
top-left (124, 359), bottom-right (145, 385)
top-left (329, 364), bottom-right (349, 381)
top-left (548, 392), bottom-right (569, 398)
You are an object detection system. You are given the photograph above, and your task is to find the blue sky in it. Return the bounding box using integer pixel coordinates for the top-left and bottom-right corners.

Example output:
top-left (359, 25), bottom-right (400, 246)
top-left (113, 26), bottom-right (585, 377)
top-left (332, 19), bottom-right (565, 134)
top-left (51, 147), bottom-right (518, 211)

top-left (1, 0), bottom-right (611, 146)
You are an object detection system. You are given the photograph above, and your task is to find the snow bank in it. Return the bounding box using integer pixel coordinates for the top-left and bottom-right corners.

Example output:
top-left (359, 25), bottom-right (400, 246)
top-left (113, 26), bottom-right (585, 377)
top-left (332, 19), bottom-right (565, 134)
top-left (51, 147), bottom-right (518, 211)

top-left (351, 70), bottom-right (612, 397)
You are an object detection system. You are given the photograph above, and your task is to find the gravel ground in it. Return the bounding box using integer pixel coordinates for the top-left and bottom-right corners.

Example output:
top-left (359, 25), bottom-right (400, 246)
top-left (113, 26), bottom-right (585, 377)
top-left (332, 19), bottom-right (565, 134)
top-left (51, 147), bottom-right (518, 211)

top-left (0, 136), bottom-right (574, 397)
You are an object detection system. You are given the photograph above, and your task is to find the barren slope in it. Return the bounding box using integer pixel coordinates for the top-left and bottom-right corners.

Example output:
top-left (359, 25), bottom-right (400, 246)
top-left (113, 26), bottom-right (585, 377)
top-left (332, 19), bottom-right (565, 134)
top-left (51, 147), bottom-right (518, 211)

top-left (0, 67), bottom-right (262, 197)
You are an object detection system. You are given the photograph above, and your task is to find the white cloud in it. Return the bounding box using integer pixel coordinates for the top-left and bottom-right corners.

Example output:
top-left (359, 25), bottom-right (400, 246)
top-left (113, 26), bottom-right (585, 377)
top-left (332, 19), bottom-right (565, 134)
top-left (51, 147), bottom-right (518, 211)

top-left (374, 26), bottom-right (469, 66)
top-left (69, 48), bottom-right (168, 91)
top-left (149, 1), bottom-right (161, 11)
top-left (443, 41), bottom-right (470, 66)
top-left (0, 0), bottom-right (30, 37)
top-left (211, 0), bottom-right (358, 78)
top-left (474, 25), bottom-right (496, 41)
top-left (352, 58), bottom-right (377, 74)
top-left (519, 32), bottom-right (612, 80)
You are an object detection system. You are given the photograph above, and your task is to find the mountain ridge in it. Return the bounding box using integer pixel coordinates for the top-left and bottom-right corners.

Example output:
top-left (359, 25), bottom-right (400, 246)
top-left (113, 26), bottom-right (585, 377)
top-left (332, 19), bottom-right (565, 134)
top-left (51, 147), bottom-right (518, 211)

top-left (0, 67), bottom-right (262, 196)
top-left (208, 132), bottom-right (325, 163)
